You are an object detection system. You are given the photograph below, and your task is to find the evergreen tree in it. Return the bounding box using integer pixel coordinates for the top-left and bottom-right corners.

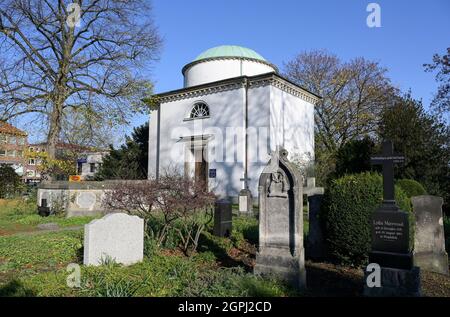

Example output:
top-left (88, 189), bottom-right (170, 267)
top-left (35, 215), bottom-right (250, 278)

top-left (0, 165), bottom-right (24, 198)
top-left (379, 93), bottom-right (450, 210)
top-left (96, 123), bottom-right (149, 180)
top-left (333, 137), bottom-right (377, 180)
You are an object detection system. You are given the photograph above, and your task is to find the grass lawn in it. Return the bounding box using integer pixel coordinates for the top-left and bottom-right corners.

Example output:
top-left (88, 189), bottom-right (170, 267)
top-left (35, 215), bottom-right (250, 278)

top-left (0, 212), bottom-right (294, 297)
top-left (0, 199), bottom-right (98, 236)
top-left (0, 199), bottom-right (449, 297)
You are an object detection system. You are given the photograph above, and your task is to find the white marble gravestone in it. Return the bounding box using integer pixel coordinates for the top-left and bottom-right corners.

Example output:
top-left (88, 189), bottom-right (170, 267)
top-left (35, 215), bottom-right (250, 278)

top-left (238, 188), bottom-right (253, 215)
top-left (254, 148), bottom-right (306, 290)
top-left (84, 213), bottom-right (144, 266)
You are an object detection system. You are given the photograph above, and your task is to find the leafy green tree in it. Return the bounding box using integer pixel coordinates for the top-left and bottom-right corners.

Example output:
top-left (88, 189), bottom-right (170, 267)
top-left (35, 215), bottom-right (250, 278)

top-left (96, 123), bottom-right (149, 180)
top-left (378, 93), bottom-right (450, 209)
top-left (0, 165), bottom-right (24, 198)
top-left (333, 137), bottom-right (376, 180)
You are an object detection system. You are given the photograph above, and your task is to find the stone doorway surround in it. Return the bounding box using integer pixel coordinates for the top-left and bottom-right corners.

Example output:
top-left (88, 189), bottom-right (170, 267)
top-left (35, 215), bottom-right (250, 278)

top-left (181, 135), bottom-right (211, 189)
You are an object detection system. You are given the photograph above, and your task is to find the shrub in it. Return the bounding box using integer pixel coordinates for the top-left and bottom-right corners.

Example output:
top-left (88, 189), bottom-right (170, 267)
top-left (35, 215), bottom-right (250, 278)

top-left (0, 165), bottom-right (24, 199)
top-left (321, 172), bottom-right (411, 266)
top-left (103, 171), bottom-right (216, 256)
top-left (231, 216), bottom-right (258, 246)
top-left (396, 179), bottom-right (427, 198)
top-left (157, 173), bottom-right (215, 256)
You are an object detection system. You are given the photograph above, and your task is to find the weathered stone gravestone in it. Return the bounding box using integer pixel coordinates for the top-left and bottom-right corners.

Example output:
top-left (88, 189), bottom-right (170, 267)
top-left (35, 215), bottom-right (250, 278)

top-left (213, 199), bottom-right (232, 237)
top-left (412, 195), bottom-right (449, 275)
top-left (84, 213), bottom-right (144, 266)
top-left (364, 141), bottom-right (421, 297)
top-left (254, 148), bottom-right (306, 290)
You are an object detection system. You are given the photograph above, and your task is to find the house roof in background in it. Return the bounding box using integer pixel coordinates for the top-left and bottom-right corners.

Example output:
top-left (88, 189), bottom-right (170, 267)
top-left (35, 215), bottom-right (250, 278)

top-left (0, 121), bottom-right (27, 136)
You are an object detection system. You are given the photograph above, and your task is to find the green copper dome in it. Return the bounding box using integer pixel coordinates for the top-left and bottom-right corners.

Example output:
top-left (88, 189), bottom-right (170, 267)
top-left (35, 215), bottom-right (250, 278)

top-left (194, 45), bottom-right (267, 62)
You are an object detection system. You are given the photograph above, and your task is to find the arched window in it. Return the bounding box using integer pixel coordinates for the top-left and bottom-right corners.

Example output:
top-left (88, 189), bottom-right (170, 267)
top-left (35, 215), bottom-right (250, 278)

top-left (190, 102), bottom-right (210, 119)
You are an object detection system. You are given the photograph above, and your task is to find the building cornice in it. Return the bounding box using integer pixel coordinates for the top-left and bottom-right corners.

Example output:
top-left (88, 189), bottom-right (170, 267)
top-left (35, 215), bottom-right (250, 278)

top-left (154, 73), bottom-right (321, 105)
top-left (249, 75), bottom-right (321, 105)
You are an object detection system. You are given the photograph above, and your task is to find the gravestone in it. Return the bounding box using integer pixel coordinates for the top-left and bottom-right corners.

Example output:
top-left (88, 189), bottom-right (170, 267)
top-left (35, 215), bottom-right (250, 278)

top-left (303, 178), bottom-right (324, 221)
top-left (84, 213), bottom-right (144, 266)
top-left (306, 193), bottom-right (326, 260)
top-left (412, 195), bottom-right (449, 275)
top-left (213, 199), bottom-right (232, 237)
top-left (37, 223), bottom-right (59, 230)
top-left (238, 189), bottom-right (253, 216)
top-left (254, 148), bottom-right (306, 290)
top-left (38, 198), bottom-right (51, 217)
top-left (364, 141), bottom-right (421, 297)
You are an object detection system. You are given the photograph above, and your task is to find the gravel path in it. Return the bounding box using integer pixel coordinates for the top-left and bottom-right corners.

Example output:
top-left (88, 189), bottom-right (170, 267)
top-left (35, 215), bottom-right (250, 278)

top-left (8, 225), bottom-right (84, 237)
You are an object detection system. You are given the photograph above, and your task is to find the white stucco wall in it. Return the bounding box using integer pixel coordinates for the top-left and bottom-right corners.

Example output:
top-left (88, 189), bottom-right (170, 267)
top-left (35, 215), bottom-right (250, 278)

top-left (148, 87), bottom-right (247, 198)
top-left (245, 84), bottom-right (315, 195)
top-left (148, 80), bottom-right (315, 199)
top-left (246, 85), bottom-right (271, 196)
top-left (184, 59), bottom-right (276, 87)
top-left (270, 86), bottom-right (315, 164)
top-left (148, 108), bottom-right (159, 177)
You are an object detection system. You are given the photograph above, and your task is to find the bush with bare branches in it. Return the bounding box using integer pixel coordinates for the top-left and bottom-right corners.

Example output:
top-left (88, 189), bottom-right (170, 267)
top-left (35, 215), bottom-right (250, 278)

top-left (103, 174), bottom-right (216, 255)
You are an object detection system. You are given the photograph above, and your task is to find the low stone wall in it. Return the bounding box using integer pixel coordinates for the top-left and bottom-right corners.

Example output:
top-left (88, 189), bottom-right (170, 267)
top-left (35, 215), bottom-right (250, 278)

top-left (37, 181), bottom-right (117, 218)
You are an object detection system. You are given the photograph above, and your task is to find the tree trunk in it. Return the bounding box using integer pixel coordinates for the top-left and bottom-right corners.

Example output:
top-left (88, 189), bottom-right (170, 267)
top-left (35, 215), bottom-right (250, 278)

top-left (45, 86), bottom-right (66, 182)
top-left (46, 26), bottom-right (73, 181)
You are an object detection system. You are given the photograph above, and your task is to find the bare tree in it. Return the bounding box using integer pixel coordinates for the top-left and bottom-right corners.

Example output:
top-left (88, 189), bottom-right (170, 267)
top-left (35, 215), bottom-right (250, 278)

top-left (425, 47), bottom-right (450, 122)
top-left (284, 50), bottom-right (396, 154)
top-left (0, 0), bottom-right (161, 162)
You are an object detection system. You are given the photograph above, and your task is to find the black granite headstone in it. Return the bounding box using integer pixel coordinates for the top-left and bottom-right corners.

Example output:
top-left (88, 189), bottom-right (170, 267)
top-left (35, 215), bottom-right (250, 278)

top-left (38, 198), bottom-right (51, 217)
top-left (369, 141), bottom-right (413, 269)
top-left (365, 141), bottom-right (420, 297)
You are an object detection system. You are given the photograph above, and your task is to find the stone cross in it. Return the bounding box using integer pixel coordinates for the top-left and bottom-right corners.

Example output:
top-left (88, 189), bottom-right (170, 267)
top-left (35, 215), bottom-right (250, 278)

top-left (370, 140), bottom-right (405, 207)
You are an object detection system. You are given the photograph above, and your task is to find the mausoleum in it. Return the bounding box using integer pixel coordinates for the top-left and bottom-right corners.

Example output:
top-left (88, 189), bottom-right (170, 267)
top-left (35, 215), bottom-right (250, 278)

top-left (148, 45), bottom-right (320, 198)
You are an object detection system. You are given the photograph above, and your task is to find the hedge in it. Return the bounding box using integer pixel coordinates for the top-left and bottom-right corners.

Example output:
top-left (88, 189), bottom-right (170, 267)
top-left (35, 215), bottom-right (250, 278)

top-left (321, 172), bottom-right (411, 266)
top-left (396, 179), bottom-right (427, 198)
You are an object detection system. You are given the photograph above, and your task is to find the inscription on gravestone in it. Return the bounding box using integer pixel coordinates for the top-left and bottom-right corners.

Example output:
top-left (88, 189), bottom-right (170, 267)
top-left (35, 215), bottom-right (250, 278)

top-left (371, 211), bottom-right (409, 254)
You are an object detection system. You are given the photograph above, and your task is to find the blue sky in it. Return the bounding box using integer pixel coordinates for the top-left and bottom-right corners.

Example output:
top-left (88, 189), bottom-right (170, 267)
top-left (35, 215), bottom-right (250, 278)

top-left (11, 0), bottom-right (448, 143)
top-left (130, 0), bottom-right (449, 131)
